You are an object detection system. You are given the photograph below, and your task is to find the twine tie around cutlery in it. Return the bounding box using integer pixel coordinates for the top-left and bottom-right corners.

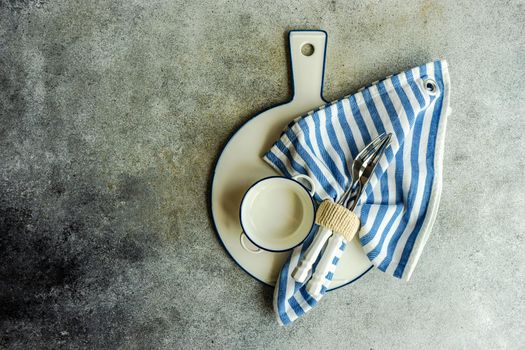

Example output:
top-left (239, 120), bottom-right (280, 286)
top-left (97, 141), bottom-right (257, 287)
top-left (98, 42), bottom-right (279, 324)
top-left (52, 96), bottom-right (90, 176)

top-left (315, 200), bottom-right (360, 243)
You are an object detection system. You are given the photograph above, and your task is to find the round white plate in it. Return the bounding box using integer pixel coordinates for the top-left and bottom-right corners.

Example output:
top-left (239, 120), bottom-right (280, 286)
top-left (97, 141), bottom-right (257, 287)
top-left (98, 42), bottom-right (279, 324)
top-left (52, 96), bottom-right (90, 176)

top-left (210, 30), bottom-right (372, 289)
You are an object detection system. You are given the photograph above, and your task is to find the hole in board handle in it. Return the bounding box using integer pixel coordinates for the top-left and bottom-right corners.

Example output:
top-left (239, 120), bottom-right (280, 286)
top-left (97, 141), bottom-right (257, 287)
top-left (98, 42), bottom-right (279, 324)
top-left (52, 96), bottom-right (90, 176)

top-left (301, 43), bottom-right (315, 57)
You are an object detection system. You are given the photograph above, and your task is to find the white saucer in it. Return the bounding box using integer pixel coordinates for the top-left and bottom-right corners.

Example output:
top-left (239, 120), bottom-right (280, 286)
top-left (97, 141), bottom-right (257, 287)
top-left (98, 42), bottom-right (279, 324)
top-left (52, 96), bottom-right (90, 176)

top-left (210, 30), bottom-right (372, 289)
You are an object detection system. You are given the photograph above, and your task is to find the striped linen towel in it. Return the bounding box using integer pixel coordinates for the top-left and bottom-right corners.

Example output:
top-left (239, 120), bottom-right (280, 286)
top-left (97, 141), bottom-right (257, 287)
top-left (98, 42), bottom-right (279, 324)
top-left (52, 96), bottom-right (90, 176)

top-left (263, 60), bottom-right (451, 325)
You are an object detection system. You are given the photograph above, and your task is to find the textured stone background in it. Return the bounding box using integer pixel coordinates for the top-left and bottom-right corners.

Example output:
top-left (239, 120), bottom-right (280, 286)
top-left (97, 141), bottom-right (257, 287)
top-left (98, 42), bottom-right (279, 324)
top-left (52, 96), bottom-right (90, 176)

top-left (1, 0), bottom-right (524, 349)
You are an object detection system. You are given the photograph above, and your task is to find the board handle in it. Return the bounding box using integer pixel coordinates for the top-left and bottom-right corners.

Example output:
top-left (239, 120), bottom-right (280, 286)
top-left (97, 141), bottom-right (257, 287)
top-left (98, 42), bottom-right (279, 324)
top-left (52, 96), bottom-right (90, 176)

top-left (289, 30), bottom-right (327, 105)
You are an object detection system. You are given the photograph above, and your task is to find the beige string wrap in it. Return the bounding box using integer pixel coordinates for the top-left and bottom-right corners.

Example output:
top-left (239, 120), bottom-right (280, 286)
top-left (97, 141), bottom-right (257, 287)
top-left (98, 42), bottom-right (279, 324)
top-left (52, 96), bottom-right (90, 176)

top-left (315, 200), bottom-right (361, 242)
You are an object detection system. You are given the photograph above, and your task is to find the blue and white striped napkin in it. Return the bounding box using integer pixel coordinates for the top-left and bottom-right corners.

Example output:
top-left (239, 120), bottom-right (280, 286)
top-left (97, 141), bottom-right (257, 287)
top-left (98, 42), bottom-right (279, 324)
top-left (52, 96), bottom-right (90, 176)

top-left (263, 60), bottom-right (451, 325)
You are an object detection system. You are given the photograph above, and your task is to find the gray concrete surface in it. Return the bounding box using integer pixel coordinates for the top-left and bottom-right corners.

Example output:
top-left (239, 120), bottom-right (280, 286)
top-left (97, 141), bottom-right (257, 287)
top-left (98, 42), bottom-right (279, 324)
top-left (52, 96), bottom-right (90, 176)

top-left (1, 0), bottom-right (524, 348)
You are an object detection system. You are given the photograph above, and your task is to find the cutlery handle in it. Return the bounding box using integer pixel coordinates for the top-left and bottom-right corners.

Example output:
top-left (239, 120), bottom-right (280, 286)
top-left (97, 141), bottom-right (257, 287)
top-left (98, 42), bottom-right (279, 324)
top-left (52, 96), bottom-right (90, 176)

top-left (292, 226), bottom-right (332, 283)
top-left (306, 233), bottom-right (345, 297)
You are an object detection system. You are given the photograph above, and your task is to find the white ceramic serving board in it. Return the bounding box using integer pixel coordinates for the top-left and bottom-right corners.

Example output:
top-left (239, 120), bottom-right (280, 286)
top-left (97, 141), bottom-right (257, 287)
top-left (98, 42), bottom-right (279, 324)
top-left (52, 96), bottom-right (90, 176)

top-left (211, 30), bottom-right (372, 289)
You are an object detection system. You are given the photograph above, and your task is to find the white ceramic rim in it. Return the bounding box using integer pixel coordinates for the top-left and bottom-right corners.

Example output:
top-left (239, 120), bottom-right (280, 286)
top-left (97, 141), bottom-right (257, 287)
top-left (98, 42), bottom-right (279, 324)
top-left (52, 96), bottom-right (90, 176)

top-left (239, 176), bottom-right (315, 252)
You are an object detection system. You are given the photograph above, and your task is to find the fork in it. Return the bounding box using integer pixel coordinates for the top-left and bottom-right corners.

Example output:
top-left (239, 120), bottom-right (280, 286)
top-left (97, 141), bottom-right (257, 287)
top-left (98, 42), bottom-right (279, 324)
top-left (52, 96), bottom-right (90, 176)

top-left (291, 133), bottom-right (390, 283)
top-left (345, 133), bottom-right (392, 210)
top-left (305, 133), bottom-right (391, 297)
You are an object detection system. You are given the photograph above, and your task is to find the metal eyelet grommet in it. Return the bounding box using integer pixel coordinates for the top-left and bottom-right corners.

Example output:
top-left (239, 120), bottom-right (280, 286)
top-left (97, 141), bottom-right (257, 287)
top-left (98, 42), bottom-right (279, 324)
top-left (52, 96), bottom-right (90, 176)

top-left (424, 79), bottom-right (439, 95)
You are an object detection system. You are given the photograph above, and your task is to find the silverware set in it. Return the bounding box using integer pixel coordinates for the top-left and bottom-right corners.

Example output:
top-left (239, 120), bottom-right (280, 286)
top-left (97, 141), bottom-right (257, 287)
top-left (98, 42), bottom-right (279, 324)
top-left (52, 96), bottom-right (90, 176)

top-left (292, 132), bottom-right (392, 296)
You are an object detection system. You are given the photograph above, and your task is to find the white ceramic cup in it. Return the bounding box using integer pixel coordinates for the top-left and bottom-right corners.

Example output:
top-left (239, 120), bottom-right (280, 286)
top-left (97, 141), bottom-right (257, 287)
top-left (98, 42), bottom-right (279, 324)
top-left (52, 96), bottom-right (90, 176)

top-left (240, 174), bottom-right (316, 253)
